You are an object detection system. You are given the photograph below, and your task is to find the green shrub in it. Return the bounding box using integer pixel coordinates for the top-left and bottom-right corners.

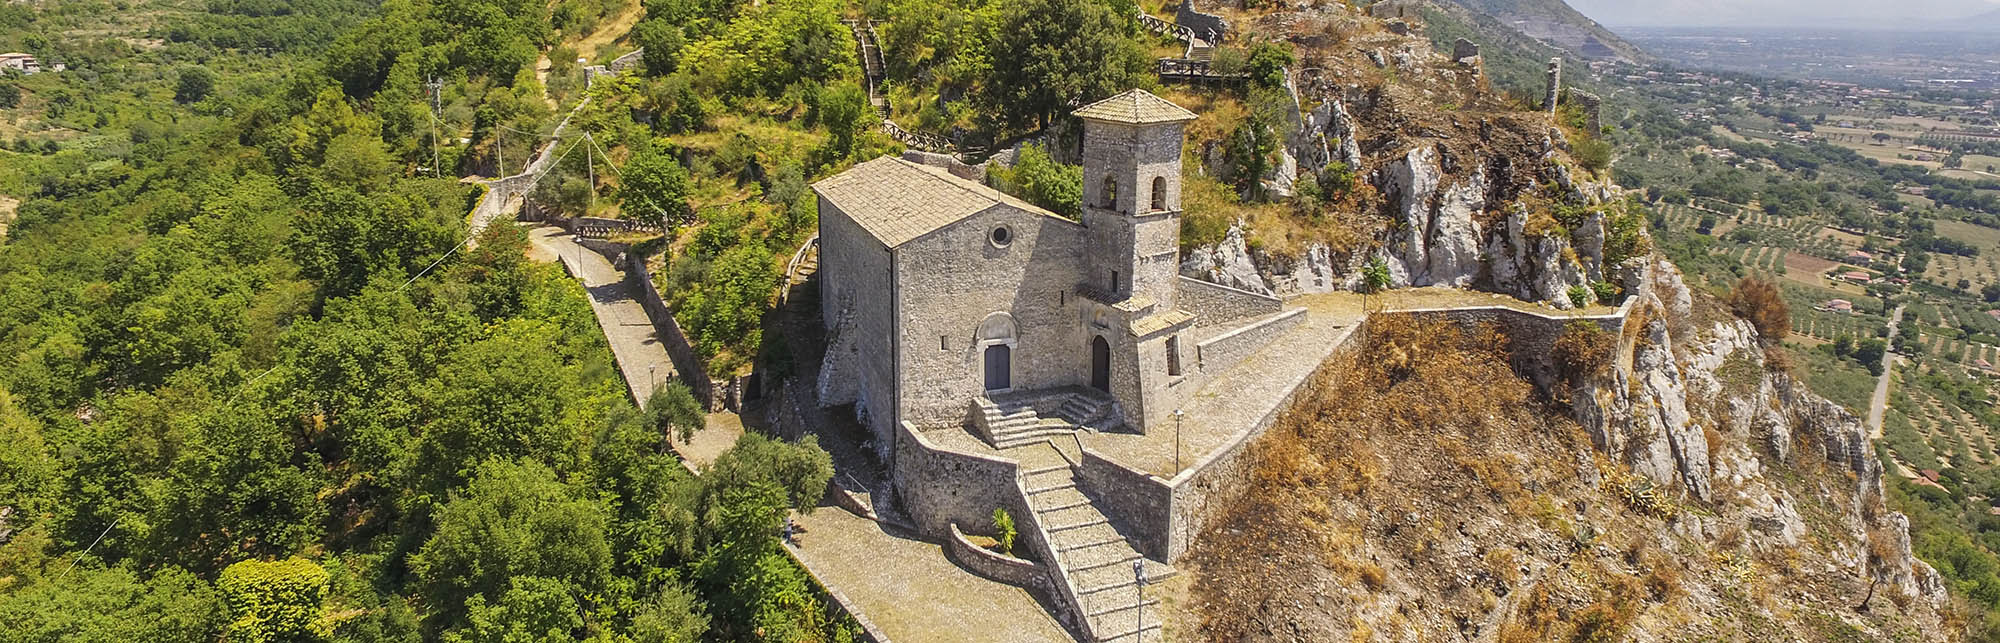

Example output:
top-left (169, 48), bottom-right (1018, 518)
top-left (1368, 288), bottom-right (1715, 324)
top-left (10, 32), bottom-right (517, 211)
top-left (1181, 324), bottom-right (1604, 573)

top-left (218, 557), bottom-right (332, 643)
top-left (992, 508), bottom-right (1016, 556)
top-left (1567, 285), bottom-right (1595, 308)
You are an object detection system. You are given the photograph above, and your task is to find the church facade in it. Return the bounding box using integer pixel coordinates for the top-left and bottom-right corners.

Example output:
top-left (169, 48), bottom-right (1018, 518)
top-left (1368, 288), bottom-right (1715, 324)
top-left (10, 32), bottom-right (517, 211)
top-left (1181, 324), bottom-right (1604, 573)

top-left (813, 90), bottom-right (1225, 453)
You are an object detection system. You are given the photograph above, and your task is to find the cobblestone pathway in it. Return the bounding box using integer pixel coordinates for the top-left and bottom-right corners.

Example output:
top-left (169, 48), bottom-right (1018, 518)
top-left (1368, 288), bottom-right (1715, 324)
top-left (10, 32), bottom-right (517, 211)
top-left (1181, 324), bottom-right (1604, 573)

top-left (524, 225), bottom-right (741, 468)
top-left (789, 507), bottom-right (1073, 643)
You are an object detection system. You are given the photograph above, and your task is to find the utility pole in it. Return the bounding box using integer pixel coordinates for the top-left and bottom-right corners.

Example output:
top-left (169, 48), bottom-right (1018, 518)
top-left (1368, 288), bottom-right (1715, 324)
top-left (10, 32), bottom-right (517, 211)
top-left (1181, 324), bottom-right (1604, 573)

top-left (426, 76), bottom-right (443, 178)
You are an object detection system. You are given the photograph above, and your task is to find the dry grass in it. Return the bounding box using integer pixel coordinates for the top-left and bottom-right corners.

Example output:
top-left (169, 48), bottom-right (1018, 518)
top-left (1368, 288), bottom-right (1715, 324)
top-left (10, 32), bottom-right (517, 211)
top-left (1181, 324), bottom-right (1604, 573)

top-left (1186, 315), bottom-right (1594, 639)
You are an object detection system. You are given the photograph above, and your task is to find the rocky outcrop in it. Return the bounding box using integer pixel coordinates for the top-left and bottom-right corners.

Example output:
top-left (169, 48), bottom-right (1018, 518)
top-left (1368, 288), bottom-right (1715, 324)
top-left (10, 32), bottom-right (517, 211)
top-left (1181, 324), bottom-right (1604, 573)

top-left (1482, 204), bottom-right (1590, 307)
top-left (1180, 223), bottom-right (1273, 295)
top-left (1569, 257), bottom-right (1946, 608)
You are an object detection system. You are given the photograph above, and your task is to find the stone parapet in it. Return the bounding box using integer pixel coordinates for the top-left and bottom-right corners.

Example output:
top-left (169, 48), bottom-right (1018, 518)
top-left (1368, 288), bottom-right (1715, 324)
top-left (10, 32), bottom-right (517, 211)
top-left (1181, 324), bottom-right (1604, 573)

top-left (1192, 307), bottom-right (1306, 375)
top-left (945, 523), bottom-right (1048, 589)
top-left (1177, 275), bottom-right (1282, 328)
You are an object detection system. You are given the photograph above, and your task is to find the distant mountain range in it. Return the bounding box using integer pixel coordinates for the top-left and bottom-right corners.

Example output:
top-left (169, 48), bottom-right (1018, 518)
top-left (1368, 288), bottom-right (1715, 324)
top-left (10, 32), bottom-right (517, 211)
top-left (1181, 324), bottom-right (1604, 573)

top-left (1431, 0), bottom-right (1649, 63)
top-left (1567, 0), bottom-right (2000, 31)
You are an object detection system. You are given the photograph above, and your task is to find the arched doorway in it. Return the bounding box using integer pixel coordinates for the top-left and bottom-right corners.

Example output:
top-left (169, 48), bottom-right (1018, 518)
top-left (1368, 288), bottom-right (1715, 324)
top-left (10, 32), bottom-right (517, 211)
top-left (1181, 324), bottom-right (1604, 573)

top-left (1090, 336), bottom-right (1111, 392)
top-left (978, 312), bottom-right (1018, 393)
top-left (984, 344), bottom-right (1011, 391)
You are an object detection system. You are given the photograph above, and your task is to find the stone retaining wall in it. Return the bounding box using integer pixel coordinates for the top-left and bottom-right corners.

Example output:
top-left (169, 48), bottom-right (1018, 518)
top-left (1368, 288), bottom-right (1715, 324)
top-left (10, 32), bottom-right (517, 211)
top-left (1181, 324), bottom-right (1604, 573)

top-left (946, 523), bottom-right (1047, 589)
top-left (891, 421), bottom-right (1084, 636)
top-left (892, 422), bottom-right (1036, 545)
top-left (1177, 275), bottom-right (1282, 328)
top-left (1076, 448), bottom-right (1173, 560)
top-left (1193, 307), bottom-right (1306, 375)
top-left (626, 253), bottom-right (720, 409)
top-left (1161, 316), bottom-right (1370, 561)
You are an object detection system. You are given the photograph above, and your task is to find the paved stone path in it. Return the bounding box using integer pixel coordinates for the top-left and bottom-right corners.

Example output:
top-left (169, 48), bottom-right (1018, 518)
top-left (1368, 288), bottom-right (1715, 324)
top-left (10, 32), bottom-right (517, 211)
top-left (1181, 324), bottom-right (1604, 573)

top-left (1868, 303), bottom-right (1907, 440)
top-left (524, 225), bottom-right (740, 469)
top-left (788, 506), bottom-right (1073, 643)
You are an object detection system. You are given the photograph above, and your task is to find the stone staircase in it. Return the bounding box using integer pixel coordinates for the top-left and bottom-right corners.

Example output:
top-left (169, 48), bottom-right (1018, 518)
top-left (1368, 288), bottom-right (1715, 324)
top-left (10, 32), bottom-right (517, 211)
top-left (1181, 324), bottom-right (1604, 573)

top-left (974, 389), bottom-right (1120, 449)
top-left (844, 19), bottom-right (890, 117)
top-left (977, 399), bottom-right (1080, 449)
top-left (1018, 445), bottom-right (1171, 642)
top-left (1187, 39), bottom-right (1215, 61)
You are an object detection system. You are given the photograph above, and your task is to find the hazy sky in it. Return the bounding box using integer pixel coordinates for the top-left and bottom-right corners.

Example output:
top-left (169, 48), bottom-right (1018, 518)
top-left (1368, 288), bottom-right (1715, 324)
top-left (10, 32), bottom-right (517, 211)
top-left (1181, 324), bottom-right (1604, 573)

top-left (1569, 0), bottom-right (2000, 27)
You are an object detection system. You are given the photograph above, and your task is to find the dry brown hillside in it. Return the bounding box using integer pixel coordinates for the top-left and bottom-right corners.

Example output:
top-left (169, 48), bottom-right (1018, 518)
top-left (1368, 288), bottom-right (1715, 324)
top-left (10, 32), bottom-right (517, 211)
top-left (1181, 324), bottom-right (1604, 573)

top-left (1172, 309), bottom-right (1947, 641)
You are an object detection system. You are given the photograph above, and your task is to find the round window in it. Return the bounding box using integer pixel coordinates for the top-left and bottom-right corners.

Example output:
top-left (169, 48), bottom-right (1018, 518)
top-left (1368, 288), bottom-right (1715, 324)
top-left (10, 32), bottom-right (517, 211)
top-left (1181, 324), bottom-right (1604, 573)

top-left (990, 226), bottom-right (1013, 247)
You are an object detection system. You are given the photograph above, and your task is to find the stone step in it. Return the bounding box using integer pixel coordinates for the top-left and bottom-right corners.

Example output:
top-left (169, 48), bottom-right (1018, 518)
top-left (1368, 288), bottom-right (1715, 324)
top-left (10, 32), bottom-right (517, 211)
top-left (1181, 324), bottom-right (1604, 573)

top-left (1090, 609), bottom-right (1162, 643)
top-left (1055, 527), bottom-right (1127, 553)
top-left (1026, 480), bottom-right (1077, 496)
top-left (1022, 464), bottom-right (1069, 477)
top-left (1034, 502), bottom-right (1101, 527)
top-left (1046, 516), bottom-right (1109, 533)
top-left (1087, 597), bottom-right (1158, 619)
top-left (1026, 486), bottom-right (1088, 510)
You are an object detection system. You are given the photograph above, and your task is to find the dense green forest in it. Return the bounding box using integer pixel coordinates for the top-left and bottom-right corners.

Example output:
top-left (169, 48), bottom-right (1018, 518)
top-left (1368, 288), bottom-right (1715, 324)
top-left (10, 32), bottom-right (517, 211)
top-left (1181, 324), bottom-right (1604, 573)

top-left (0, 0), bottom-right (1184, 635)
top-left (0, 0), bottom-right (868, 639)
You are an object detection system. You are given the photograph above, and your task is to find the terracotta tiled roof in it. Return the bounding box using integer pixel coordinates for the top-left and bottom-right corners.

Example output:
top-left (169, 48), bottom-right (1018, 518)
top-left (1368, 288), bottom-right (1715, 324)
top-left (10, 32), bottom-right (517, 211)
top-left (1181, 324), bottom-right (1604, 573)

top-left (813, 156), bottom-right (1059, 248)
top-left (1071, 89), bottom-right (1197, 125)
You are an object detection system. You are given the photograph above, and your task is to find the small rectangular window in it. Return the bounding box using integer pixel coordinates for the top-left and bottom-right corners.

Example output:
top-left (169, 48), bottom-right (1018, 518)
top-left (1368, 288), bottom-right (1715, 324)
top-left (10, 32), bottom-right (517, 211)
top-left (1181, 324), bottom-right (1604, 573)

top-left (940, 335), bottom-right (949, 351)
top-left (1166, 336), bottom-right (1182, 376)
top-left (1111, 270), bottom-right (1120, 291)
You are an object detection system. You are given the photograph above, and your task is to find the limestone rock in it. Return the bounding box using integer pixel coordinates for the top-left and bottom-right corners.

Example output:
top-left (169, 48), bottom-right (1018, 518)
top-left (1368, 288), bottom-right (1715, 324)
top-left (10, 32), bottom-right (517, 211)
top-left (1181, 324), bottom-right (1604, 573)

top-left (1180, 223), bottom-right (1274, 295)
top-left (1287, 243), bottom-right (1338, 294)
top-left (1380, 146), bottom-right (1440, 286)
top-left (1423, 168), bottom-right (1485, 287)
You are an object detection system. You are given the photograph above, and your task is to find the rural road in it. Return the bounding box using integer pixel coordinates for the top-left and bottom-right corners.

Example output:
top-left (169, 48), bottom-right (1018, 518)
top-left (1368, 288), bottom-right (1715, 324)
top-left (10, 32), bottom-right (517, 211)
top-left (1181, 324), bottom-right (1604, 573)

top-left (523, 225), bottom-right (740, 468)
top-left (1867, 303), bottom-right (1906, 440)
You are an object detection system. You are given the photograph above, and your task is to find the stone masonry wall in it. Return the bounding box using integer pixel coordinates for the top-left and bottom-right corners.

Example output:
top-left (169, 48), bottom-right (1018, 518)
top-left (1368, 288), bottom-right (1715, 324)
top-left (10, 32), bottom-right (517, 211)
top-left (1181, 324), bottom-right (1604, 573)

top-left (1176, 275), bottom-right (1282, 328)
top-left (894, 206), bottom-right (1090, 431)
top-left (1162, 316), bottom-right (1369, 561)
top-left (627, 252), bottom-right (717, 409)
top-left (1077, 448), bottom-right (1174, 560)
top-left (1192, 308), bottom-right (1306, 376)
top-left (816, 196), bottom-right (900, 455)
top-left (1175, 0), bottom-right (1228, 42)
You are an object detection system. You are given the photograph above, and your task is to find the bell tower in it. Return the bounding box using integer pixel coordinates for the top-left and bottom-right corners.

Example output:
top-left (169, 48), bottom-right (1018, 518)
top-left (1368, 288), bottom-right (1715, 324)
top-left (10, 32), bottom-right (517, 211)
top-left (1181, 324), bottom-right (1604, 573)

top-left (1074, 89), bottom-right (1197, 308)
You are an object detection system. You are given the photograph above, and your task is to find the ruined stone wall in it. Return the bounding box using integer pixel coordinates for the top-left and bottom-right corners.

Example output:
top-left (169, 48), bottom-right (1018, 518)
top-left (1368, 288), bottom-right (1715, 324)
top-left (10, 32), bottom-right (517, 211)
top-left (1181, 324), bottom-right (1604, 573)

top-left (1176, 276), bottom-right (1282, 328)
top-left (893, 206), bottom-right (1089, 430)
top-left (1174, 0), bottom-right (1228, 42)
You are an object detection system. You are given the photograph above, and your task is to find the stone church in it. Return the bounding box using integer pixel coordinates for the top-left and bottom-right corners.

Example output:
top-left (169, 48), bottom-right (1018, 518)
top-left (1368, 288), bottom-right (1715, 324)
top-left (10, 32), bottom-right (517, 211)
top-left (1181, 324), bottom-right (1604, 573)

top-left (813, 89), bottom-right (1247, 453)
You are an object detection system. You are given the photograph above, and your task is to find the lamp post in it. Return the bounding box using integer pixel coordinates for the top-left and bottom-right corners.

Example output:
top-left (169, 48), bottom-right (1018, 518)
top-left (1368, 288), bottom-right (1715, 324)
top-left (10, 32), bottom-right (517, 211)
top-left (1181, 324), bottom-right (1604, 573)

top-left (649, 365), bottom-right (657, 398)
top-left (1173, 409), bottom-right (1185, 473)
top-left (1132, 560), bottom-right (1146, 642)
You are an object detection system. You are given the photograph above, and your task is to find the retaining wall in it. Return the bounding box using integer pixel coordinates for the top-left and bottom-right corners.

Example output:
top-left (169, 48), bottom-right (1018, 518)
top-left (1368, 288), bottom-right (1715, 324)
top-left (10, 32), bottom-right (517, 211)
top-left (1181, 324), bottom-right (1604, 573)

top-left (1076, 447), bottom-right (1173, 561)
top-left (626, 253), bottom-right (720, 409)
top-left (945, 523), bottom-right (1048, 589)
top-left (1176, 275), bottom-right (1282, 328)
top-left (1192, 307), bottom-right (1306, 375)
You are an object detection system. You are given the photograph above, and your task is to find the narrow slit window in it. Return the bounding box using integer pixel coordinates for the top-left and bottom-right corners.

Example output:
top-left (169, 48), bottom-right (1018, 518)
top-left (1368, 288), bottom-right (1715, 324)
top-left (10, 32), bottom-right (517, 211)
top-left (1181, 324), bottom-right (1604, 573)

top-left (1166, 336), bottom-right (1182, 376)
top-left (940, 335), bottom-right (949, 351)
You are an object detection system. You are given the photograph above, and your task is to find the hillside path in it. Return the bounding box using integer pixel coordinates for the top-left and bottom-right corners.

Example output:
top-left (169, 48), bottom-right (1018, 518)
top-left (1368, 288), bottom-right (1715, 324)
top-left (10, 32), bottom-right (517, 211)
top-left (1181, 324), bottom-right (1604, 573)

top-left (1868, 303), bottom-right (1906, 440)
top-left (524, 225), bottom-right (741, 469)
